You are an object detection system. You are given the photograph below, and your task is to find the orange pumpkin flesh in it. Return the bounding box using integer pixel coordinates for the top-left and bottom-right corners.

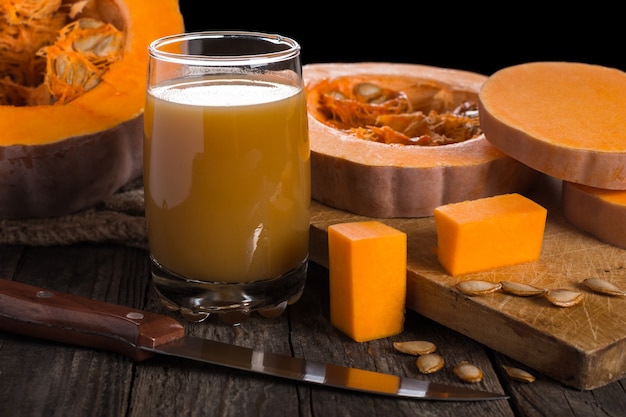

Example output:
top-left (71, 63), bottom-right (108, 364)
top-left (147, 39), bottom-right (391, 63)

top-left (479, 61), bottom-right (626, 190)
top-left (0, 0), bottom-right (184, 218)
top-left (562, 181), bottom-right (626, 249)
top-left (304, 63), bottom-right (540, 218)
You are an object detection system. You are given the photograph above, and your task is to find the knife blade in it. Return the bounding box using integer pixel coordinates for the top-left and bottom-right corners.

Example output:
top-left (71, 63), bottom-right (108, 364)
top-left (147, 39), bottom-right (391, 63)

top-left (0, 279), bottom-right (507, 401)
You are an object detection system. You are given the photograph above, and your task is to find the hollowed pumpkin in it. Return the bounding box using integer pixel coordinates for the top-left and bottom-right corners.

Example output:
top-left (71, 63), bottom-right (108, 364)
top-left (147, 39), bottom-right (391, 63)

top-left (304, 63), bottom-right (540, 218)
top-left (0, 0), bottom-right (184, 218)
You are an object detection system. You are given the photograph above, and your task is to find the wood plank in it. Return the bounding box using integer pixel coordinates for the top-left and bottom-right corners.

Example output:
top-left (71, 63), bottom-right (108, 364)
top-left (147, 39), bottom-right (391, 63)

top-left (309, 174), bottom-right (626, 390)
top-left (0, 245), bottom-right (23, 278)
top-left (492, 354), bottom-right (626, 416)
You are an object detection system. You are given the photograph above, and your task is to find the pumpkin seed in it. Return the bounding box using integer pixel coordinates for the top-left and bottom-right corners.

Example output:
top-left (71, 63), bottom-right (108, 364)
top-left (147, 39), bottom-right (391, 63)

top-left (393, 340), bottom-right (437, 356)
top-left (544, 288), bottom-right (584, 307)
top-left (416, 353), bottom-right (445, 374)
top-left (583, 278), bottom-right (625, 296)
top-left (503, 365), bottom-right (536, 383)
top-left (500, 281), bottom-right (546, 296)
top-left (354, 82), bottom-right (383, 101)
top-left (39, 18), bottom-right (125, 104)
top-left (456, 280), bottom-right (502, 296)
top-left (453, 361), bottom-right (483, 383)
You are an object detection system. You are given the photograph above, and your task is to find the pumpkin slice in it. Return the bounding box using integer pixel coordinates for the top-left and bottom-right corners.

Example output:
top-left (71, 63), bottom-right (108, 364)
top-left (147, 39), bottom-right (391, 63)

top-left (304, 63), bottom-right (539, 218)
top-left (0, 0), bottom-right (184, 218)
top-left (479, 61), bottom-right (626, 190)
top-left (562, 181), bottom-right (626, 249)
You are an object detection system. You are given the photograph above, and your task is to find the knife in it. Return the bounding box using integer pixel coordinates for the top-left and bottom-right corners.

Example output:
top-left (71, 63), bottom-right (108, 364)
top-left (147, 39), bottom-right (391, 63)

top-left (0, 279), bottom-right (507, 402)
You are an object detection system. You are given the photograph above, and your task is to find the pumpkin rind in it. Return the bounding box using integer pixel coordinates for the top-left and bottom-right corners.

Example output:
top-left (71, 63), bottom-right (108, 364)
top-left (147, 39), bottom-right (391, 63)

top-left (479, 61), bottom-right (626, 190)
top-left (562, 181), bottom-right (626, 249)
top-left (304, 62), bottom-right (540, 218)
top-left (0, 0), bottom-right (184, 218)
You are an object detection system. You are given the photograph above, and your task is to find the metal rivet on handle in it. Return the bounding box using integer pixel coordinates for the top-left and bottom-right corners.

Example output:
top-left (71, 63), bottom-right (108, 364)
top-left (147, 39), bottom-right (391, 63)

top-left (126, 312), bottom-right (144, 320)
top-left (36, 290), bottom-right (53, 298)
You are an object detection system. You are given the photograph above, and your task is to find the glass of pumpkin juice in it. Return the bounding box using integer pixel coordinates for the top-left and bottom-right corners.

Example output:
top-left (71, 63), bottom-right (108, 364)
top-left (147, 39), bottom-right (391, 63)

top-left (144, 32), bottom-right (310, 324)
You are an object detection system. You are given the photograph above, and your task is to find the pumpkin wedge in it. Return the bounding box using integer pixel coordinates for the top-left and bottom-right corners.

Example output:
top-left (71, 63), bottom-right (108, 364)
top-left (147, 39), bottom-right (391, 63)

top-left (479, 61), bottom-right (626, 190)
top-left (0, 0), bottom-right (184, 218)
top-left (304, 63), bottom-right (539, 218)
top-left (562, 181), bottom-right (626, 249)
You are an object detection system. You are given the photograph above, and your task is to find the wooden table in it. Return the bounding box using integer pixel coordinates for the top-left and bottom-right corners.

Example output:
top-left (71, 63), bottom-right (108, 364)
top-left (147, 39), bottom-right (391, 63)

top-left (1, 243), bottom-right (625, 417)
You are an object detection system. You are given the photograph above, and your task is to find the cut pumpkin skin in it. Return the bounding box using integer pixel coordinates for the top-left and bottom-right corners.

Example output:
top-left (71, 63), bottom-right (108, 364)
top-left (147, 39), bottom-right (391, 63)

top-left (562, 181), bottom-right (626, 250)
top-left (0, 0), bottom-right (185, 218)
top-left (479, 61), bottom-right (626, 190)
top-left (304, 63), bottom-right (540, 219)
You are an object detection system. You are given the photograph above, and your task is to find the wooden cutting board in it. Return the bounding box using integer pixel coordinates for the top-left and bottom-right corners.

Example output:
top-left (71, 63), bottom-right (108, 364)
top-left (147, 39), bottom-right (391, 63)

top-left (308, 174), bottom-right (626, 390)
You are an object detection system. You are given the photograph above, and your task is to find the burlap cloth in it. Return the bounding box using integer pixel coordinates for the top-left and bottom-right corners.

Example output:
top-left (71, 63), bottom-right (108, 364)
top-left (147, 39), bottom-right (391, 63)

top-left (0, 178), bottom-right (148, 249)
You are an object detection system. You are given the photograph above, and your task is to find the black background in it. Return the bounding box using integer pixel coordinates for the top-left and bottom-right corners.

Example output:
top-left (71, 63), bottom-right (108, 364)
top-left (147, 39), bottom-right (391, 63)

top-left (178, 1), bottom-right (624, 76)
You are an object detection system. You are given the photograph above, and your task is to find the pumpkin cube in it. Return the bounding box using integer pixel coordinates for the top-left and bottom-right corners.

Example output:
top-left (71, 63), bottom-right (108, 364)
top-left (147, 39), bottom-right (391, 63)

top-left (434, 193), bottom-right (547, 276)
top-left (327, 221), bottom-right (407, 342)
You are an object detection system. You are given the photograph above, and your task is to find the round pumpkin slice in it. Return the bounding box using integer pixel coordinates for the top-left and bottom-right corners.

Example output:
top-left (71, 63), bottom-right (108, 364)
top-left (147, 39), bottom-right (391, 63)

top-left (304, 62), bottom-right (540, 218)
top-left (562, 181), bottom-right (626, 249)
top-left (479, 61), bottom-right (626, 190)
top-left (0, 0), bottom-right (184, 219)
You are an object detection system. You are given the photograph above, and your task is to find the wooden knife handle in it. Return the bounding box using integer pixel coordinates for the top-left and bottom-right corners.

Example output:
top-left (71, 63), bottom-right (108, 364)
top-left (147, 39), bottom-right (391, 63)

top-left (0, 279), bottom-right (185, 361)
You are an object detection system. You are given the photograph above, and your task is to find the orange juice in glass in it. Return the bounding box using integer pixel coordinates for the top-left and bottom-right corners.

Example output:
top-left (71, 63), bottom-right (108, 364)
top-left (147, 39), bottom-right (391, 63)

top-left (144, 32), bottom-right (310, 324)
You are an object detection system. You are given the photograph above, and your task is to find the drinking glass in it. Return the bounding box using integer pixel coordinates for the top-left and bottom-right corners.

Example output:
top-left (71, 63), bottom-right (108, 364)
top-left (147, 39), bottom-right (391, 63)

top-left (144, 31), bottom-right (310, 324)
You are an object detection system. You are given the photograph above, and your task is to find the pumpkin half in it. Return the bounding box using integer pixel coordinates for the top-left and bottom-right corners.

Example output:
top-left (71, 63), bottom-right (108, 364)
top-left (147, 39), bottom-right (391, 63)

top-left (304, 63), bottom-right (540, 218)
top-left (0, 0), bottom-right (184, 218)
top-left (479, 61), bottom-right (626, 190)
